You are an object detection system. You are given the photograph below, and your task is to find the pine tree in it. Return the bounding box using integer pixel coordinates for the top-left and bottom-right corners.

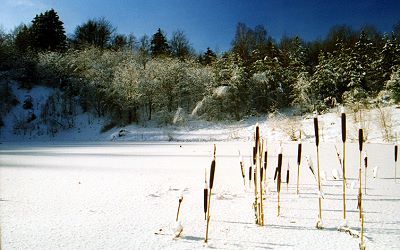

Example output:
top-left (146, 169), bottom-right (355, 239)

top-left (200, 48), bottom-right (217, 65)
top-left (14, 25), bottom-right (32, 52)
top-left (30, 9), bottom-right (67, 51)
top-left (150, 28), bottom-right (170, 57)
top-left (377, 35), bottom-right (400, 81)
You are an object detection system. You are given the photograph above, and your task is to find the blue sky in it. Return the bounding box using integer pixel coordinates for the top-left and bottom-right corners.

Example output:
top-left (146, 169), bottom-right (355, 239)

top-left (1, 0), bottom-right (399, 53)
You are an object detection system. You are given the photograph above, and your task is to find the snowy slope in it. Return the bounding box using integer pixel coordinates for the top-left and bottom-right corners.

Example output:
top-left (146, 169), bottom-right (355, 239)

top-left (2, 82), bottom-right (400, 144)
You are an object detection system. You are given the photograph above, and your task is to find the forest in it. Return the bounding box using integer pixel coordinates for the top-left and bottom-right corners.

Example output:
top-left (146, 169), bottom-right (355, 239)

top-left (1, 9), bottom-right (400, 128)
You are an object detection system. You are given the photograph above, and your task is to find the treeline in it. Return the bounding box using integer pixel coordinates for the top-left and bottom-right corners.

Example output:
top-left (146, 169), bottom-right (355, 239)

top-left (1, 9), bottom-right (400, 126)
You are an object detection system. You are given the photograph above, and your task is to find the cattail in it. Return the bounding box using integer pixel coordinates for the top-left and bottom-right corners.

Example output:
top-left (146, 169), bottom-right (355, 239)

top-left (209, 159), bottom-right (216, 190)
top-left (240, 156), bottom-right (245, 178)
top-left (364, 152), bottom-right (368, 168)
top-left (260, 165), bottom-right (264, 181)
top-left (359, 129), bottom-right (364, 152)
top-left (253, 147), bottom-right (257, 165)
top-left (264, 151), bottom-right (268, 171)
top-left (277, 147), bottom-right (283, 216)
top-left (341, 108), bottom-right (346, 143)
top-left (358, 129), bottom-right (363, 218)
top-left (249, 165), bottom-right (252, 182)
top-left (277, 151), bottom-right (283, 193)
top-left (314, 115), bottom-right (322, 225)
top-left (204, 169), bottom-right (208, 220)
top-left (364, 151), bottom-right (368, 194)
top-left (297, 142), bottom-right (302, 194)
top-left (286, 163), bottom-right (290, 184)
top-left (297, 143), bottom-right (302, 166)
top-left (205, 145), bottom-right (216, 243)
top-left (255, 125), bottom-right (260, 148)
top-left (176, 191), bottom-right (184, 221)
top-left (341, 106), bottom-right (347, 220)
top-left (395, 144), bottom-right (398, 181)
top-left (314, 117), bottom-right (319, 147)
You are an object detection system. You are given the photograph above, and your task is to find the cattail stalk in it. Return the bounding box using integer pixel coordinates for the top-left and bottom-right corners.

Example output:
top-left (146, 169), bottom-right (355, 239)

top-left (360, 213), bottom-right (365, 250)
top-left (277, 148), bottom-right (283, 217)
top-left (252, 125), bottom-right (260, 224)
top-left (258, 139), bottom-right (264, 225)
top-left (314, 116), bottom-right (323, 223)
top-left (176, 196), bottom-right (183, 222)
top-left (205, 144), bottom-right (216, 243)
top-left (341, 109), bottom-right (347, 220)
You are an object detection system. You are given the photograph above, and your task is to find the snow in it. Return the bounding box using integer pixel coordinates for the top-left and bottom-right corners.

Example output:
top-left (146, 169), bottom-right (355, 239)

top-left (1, 142), bottom-right (400, 249)
top-left (1, 84), bottom-right (400, 249)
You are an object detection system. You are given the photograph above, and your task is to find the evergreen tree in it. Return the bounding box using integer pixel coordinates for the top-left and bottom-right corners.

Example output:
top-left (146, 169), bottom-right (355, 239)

top-left (150, 28), bottom-right (170, 57)
top-left (377, 35), bottom-right (400, 81)
top-left (14, 24), bottom-right (32, 52)
top-left (30, 9), bottom-right (67, 51)
top-left (200, 47), bottom-right (217, 65)
top-left (350, 30), bottom-right (379, 93)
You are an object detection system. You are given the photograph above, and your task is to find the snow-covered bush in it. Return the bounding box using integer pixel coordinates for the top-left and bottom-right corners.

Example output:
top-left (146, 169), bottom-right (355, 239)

top-left (386, 68), bottom-right (400, 103)
top-left (292, 72), bottom-right (315, 113)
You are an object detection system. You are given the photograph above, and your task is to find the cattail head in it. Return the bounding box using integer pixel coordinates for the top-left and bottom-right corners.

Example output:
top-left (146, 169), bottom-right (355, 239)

top-left (209, 160), bottom-right (216, 189)
top-left (341, 112), bottom-right (346, 143)
top-left (264, 151), bottom-right (268, 170)
top-left (249, 165), bottom-right (252, 181)
top-left (204, 187), bottom-right (208, 215)
top-left (260, 165), bottom-right (264, 180)
top-left (253, 147), bottom-right (257, 165)
top-left (297, 143), bottom-right (302, 166)
top-left (286, 163), bottom-right (290, 184)
top-left (314, 116), bottom-right (319, 147)
top-left (255, 125), bottom-right (260, 148)
top-left (278, 152), bottom-right (283, 170)
top-left (395, 145), bottom-right (398, 162)
top-left (359, 129), bottom-right (364, 152)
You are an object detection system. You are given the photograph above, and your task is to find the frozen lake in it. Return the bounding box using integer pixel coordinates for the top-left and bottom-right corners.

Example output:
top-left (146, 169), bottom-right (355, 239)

top-left (1, 142), bottom-right (400, 249)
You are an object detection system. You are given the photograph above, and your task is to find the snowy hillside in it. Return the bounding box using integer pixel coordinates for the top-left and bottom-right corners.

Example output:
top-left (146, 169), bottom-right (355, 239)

top-left (1, 82), bottom-right (400, 144)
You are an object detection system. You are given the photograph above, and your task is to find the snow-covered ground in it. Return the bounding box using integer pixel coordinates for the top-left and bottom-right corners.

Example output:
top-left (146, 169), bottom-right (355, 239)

top-left (1, 141), bottom-right (400, 249)
top-left (2, 84), bottom-right (400, 249)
